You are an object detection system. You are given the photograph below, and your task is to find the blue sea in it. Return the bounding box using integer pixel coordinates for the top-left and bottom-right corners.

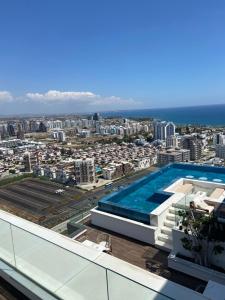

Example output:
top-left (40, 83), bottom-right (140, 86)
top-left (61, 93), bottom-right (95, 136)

top-left (103, 104), bottom-right (225, 126)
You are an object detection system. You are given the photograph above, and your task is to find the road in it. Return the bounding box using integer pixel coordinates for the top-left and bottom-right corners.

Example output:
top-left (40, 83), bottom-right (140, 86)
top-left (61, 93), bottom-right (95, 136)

top-left (51, 166), bottom-right (158, 232)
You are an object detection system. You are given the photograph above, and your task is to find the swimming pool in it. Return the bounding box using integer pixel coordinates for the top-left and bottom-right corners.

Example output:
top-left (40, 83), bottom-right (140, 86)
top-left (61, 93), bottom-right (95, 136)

top-left (98, 163), bottom-right (225, 224)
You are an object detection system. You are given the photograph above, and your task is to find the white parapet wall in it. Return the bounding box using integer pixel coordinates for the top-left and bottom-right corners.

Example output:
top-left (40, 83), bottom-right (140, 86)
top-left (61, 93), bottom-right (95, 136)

top-left (168, 252), bottom-right (225, 285)
top-left (150, 192), bottom-right (184, 228)
top-left (91, 208), bottom-right (157, 244)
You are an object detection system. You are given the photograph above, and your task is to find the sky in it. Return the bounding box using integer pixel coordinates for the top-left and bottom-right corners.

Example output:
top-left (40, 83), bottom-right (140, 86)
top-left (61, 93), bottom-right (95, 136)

top-left (0, 0), bottom-right (225, 115)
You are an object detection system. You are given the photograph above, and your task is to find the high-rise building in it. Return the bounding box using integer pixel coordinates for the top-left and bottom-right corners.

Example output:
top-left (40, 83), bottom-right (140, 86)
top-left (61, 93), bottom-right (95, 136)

top-left (0, 124), bottom-right (8, 139)
top-left (39, 121), bottom-right (47, 132)
top-left (23, 152), bottom-right (32, 172)
top-left (181, 135), bottom-right (202, 161)
top-left (24, 152), bottom-right (38, 172)
top-left (53, 120), bottom-right (63, 129)
top-left (58, 131), bottom-right (66, 142)
top-left (214, 133), bottom-right (225, 145)
top-left (215, 144), bottom-right (225, 159)
top-left (153, 121), bottom-right (175, 140)
top-left (52, 130), bottom-right (66, 142)
top-left (93, 112), bottom-right (101, 121)
top-left (21, 119), bottom-right (30, 133)
top-left (74, 158), bottom-right (95, 184)
top-left (30, 120), bottom-right (40, 132)
top-left (17, 123), bottom-right (25, 140)
top-left (7, 123), bottom-right (16, 136)
top-left (166, 136), bottom-right (178, 148)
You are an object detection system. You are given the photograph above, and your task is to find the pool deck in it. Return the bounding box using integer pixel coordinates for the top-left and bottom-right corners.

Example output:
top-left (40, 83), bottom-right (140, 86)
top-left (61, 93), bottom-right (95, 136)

top-left (76, 219), bottom-right (207, 292)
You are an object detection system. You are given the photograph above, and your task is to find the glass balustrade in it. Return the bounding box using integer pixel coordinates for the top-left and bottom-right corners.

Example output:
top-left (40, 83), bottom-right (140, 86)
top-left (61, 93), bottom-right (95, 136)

top-left (0, 217), bottom-right (174, 300)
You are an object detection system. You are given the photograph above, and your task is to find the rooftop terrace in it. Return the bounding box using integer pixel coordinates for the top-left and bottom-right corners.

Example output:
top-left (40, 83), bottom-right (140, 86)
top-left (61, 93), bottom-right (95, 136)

top-left (76, 219), bottom-right (207, 292)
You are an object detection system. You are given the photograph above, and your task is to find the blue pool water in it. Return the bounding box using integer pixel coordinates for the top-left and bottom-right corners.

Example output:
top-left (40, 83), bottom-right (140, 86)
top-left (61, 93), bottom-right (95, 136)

top-left (98, 163), bottom-right (225, 224)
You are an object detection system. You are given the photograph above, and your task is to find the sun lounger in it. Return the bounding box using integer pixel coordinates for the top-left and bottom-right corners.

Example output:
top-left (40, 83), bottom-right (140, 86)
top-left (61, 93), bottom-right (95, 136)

top-left (175, 183), bottom-right (193, 194)
top-left (194, 198), bottom-right (214, 214)
top-left (210, 188), bottom-right (224, 200)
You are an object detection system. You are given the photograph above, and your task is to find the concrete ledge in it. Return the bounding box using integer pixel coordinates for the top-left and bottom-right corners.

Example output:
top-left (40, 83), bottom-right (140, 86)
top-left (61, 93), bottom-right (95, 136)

top-left (91, 208), bottom-right (157, 244)
top-left (0, 260), bottom-right (58, 300)
top-left (168, 252), bottom-right (225, 285)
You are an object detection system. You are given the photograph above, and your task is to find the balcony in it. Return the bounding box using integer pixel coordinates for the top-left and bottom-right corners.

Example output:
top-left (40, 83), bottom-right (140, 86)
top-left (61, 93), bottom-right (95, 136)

top-left (0, 210), bottom-right (207, 300)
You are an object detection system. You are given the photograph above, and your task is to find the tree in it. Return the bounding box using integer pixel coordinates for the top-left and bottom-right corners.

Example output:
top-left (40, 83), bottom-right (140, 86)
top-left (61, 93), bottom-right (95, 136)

top-left (179, 209), bottom-right (225, 267)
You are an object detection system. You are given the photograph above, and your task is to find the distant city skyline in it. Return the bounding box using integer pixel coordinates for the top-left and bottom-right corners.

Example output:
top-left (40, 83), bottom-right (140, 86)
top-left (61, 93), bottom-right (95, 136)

top-left (1, 0), bottom-right (225, 114)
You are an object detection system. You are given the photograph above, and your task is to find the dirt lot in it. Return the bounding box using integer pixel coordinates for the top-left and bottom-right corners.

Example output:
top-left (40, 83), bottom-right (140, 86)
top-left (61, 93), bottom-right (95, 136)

top-left (0, 178), bottom-right (89, 228)
top-left (0, 166), bottom-right (158, 228)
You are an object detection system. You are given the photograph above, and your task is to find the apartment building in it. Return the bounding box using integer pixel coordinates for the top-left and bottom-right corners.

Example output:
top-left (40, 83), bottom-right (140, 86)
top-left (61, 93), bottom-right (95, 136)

top-left (153, 121), bottom-right (176, 140)
top-left (133, 157), bottom-right (151, 169)
top-left (181, 135), bottom-right (202, 161)
top-left (166, 135), bottom-right (178, 148)
top-left (158, 149), bottom-right (190, 165)
top-left (102, 161), bottom-right (133, 180)
top-left (216, 144), bottom-right (225, 159)
top-left (74, 158), bottom-right (95, 184)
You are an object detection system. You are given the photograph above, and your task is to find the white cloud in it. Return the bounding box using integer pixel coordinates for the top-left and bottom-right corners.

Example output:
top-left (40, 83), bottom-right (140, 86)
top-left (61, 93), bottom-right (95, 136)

top-left (0, 91), bottom-right (13, 102)
top-left (25, 90), bottom-right (141, 109)
top-left (93, 95), bottom-right (139, 107)
top-left (0, 89), bottom-right (142, 112)
top-left (26, 90), bottom-right (97, 103)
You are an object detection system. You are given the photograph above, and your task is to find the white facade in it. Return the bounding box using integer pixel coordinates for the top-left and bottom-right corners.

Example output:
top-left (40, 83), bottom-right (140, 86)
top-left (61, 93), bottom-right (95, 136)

top-left (52, 130), bottom-right (66, 142)
top-left (102, 167), bottom-right (115, 180)
top-left (74, 158), bottom-right (95, 184)
top-left (166, 136), bottom-right (178, 148)
top-left (216, 144), bottom-right (225, 159)
top-left (80, 130), bottom-right (91, 138)
top-left (133, 157), bottom-right (151, 170)
top-left (58, 131), bottom-right (66, 142)
top-left (214, 133), bottom-right (225, 145)
top-left (153, 121), bottom-right (175, 141)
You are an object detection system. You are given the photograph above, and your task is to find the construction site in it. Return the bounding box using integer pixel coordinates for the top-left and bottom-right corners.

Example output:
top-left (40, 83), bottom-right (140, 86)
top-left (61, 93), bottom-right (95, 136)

top-left (0, 178), bottom-right (92, 228)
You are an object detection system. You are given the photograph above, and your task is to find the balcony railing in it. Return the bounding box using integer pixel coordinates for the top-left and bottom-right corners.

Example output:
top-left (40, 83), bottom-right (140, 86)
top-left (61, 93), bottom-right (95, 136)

top-left (0, 210), bottom-right (174, 300)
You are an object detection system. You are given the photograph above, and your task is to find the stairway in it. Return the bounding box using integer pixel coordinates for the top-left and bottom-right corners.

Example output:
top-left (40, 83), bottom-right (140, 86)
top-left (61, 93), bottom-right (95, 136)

top-left (155, 206), bottom-right (177, 252)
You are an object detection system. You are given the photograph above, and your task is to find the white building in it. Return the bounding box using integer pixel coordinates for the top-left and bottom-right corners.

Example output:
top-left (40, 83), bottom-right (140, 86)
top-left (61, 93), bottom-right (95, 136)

top-left (52, 130), bottom-right (66, 142)
top-left (153, 121), bottom-right (175, 141)
top-left (216, 144), bottom-right (225, 159)
top-left (102, 166), bottom-right (115, 180)
top-left (166, 136), bottom-right (178, 148)
top-left (58, 131), bottom-right (66, 142)
top-left (214, 133), bottom-right (225, 145)
top-left (133, 157), bottom-right (151, 170)
top-left (56, 168), bottom-right (69, 183)
top-left (158, 149), bottom-right (190, 165)
top-left (80, 130), bottom-right (91, 138)
top-left (74, 158), bottom-right (95, 185)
